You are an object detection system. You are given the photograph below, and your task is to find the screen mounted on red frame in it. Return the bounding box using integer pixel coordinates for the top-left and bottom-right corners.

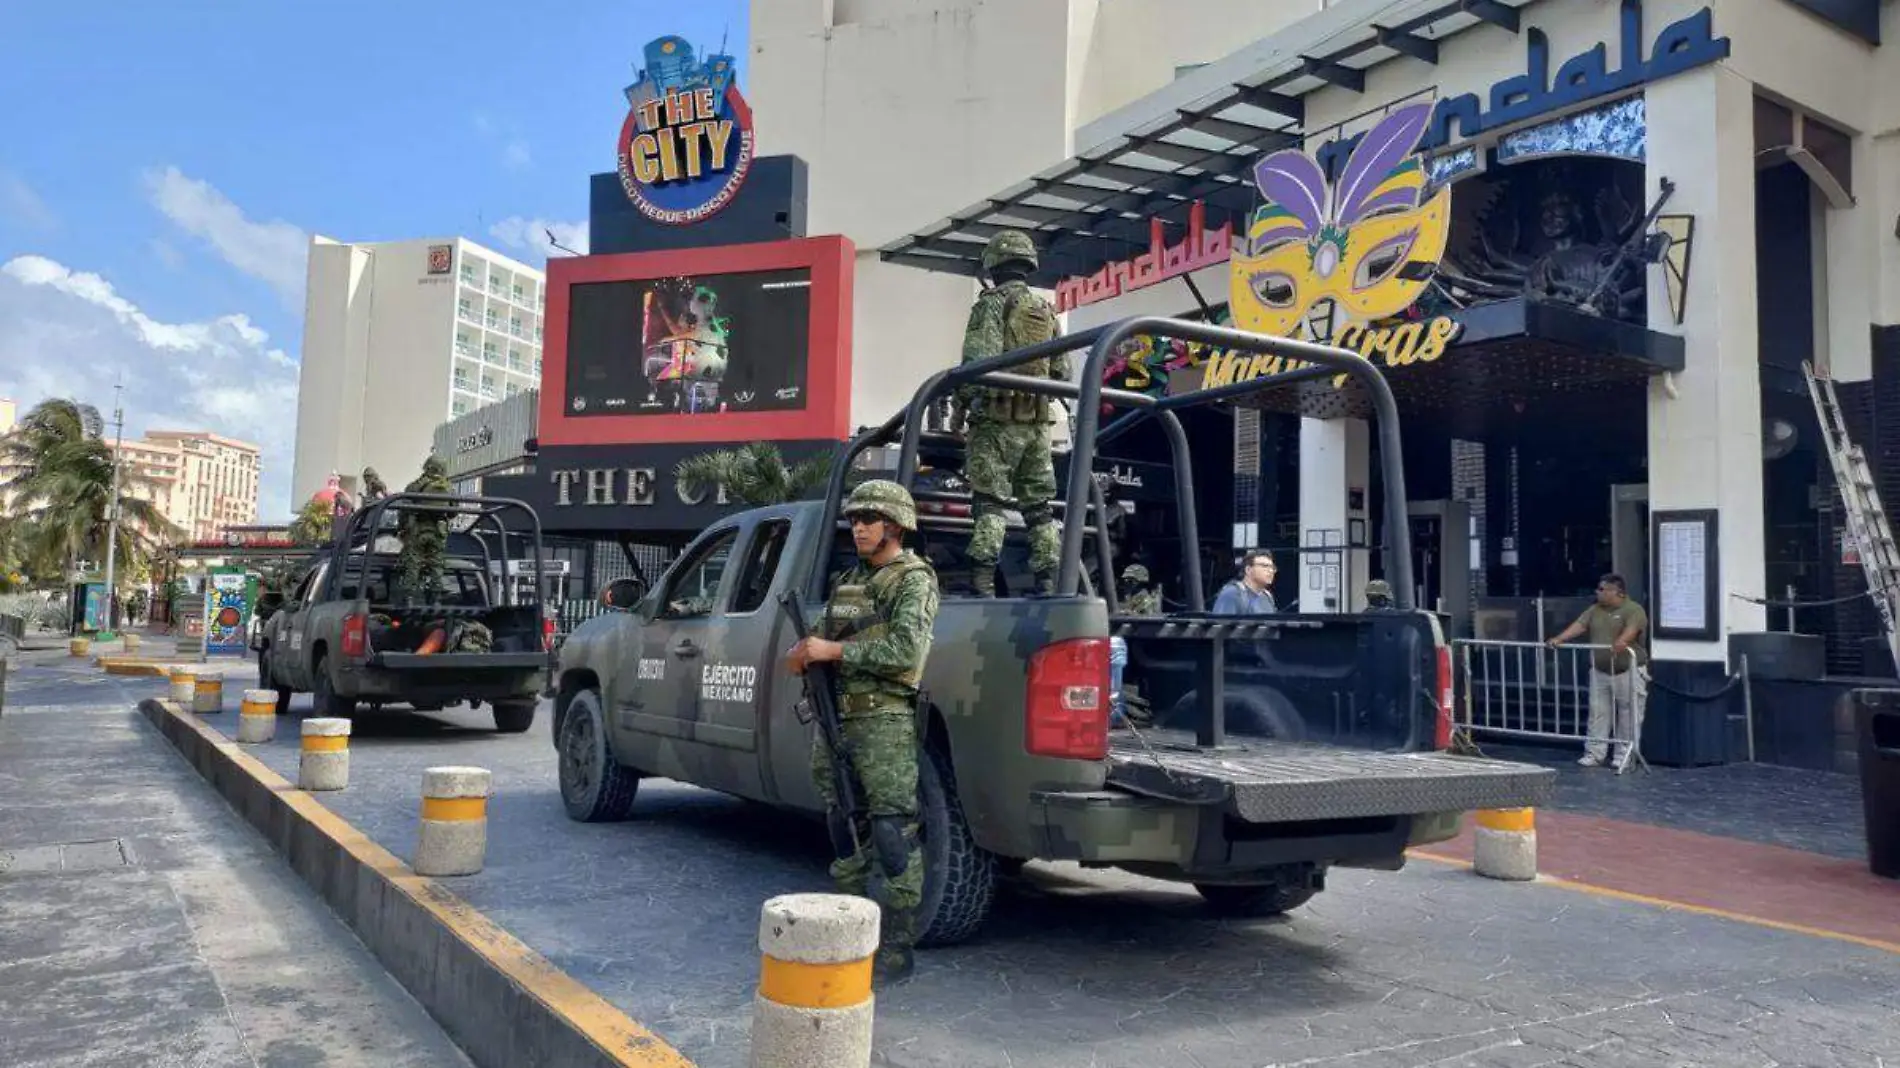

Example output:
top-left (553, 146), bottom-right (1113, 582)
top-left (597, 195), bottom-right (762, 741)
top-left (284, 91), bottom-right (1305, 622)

top-left (538, 235), bottom-right (853, 446)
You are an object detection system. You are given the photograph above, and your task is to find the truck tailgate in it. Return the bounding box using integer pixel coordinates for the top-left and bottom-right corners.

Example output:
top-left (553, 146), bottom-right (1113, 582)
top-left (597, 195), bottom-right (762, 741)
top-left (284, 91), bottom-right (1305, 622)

top-left (1107, 729), bottom-right (1555, 823)
top-left (370, 652), bottom-right (549, 671)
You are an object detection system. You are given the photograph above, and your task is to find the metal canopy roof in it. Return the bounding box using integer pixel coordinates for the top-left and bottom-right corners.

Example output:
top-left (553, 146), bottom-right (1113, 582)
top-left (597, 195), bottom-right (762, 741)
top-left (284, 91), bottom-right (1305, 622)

top-left (878, 0), bottom-right (1535, 288)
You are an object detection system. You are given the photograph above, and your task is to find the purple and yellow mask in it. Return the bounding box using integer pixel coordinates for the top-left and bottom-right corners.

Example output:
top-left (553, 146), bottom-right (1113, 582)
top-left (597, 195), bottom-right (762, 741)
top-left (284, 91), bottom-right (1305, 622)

top-left (1229, 101), bottom-right (1450, 338)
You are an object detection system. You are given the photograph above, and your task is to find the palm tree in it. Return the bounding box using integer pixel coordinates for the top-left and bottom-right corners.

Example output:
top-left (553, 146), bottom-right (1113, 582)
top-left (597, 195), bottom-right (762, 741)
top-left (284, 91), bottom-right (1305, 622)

top-left (674, 442), bottom-right (836, 507)
top-left (0, 398), bottom-right (181, 584)
top-left (288, 497), bottom-right (334, 546)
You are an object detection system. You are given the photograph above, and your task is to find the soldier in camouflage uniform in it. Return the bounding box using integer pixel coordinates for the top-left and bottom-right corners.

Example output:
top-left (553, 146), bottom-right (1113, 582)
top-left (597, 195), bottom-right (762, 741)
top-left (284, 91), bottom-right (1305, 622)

top-left (361, 467), bottom-right (388, 502)
top-left (785, 479), bottom-right (940, 982)
top-left (955, 230), bottom-right (1068, 597)
top-left (398, 456), bottom-right (454, 606)
top-left (1119, 563), bottom-right (1162, 616)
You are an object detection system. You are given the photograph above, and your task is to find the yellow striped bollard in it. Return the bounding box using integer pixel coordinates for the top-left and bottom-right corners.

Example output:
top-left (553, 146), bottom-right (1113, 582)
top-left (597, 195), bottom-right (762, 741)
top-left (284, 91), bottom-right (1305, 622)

top-left (749, 893), bottom-right (879, 1068)
top-left (1473, 807), bottom-right (1537, 881)
top-left (235, 688), bottom-right (277, 743)
top-left (414, 766), bottom-right (491, 877)
top-left (168, 667), bottom-right (197, 704)
top-left (69, 636), bottom-right (90, 657)
top-left (299, 718), bottom-right (351, 791)
top-left (192, 672), bottom-right (224, 714)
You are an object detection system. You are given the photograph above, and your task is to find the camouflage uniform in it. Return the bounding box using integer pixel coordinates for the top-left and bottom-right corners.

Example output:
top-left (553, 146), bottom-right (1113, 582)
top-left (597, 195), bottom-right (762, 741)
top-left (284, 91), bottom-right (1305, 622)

top-left (398, 456), bottom-right (453, 604)
top-left (957, 230), bottom-right (1067, 596)
top-left (809, 480), bottom-right (940, 967)
top-left (1364, 579), bottom-right (1395, 610)
top-left (1120, 563), bottom-right (1162, 615)
top-left (361, 467), bottom-right (388, 501)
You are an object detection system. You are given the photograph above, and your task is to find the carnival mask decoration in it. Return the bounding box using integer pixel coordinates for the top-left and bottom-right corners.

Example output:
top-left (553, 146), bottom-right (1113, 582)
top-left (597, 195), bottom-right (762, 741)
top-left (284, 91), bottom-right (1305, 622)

top-left (1229, 101), bottom-right (1451, 338)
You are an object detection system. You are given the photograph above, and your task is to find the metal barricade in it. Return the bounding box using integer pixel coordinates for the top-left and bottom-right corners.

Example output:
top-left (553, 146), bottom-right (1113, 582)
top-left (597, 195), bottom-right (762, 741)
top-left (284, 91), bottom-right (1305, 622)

top-left (1452, 639), bottom-right (1649, 767)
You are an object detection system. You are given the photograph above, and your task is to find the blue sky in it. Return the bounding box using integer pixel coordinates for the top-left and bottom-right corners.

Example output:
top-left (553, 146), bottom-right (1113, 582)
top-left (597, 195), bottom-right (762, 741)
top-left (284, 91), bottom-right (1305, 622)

top-left (0, 0), bottom-right (748, 519)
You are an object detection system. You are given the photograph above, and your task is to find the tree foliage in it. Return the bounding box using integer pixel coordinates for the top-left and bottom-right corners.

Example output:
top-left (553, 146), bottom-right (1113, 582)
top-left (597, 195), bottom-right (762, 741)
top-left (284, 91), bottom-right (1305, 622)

top-left (0, 398), bottom-right (182, 586)
top-left (674, 442), bottom-right (836, 507)
top-left (288, 497), bottom-right (334, 546)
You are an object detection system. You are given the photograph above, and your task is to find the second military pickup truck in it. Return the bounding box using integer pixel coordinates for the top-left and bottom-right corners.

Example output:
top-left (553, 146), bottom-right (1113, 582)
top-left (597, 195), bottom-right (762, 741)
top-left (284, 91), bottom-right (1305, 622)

top-left (255, 492), bottom-right (556, 731)
top-left (551, 316), bottom-right (1554, 946)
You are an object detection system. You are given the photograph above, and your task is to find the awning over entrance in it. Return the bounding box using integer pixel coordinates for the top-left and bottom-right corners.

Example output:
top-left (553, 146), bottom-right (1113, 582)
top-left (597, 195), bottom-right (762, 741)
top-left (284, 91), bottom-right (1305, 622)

top-left (877, 0), bottom-right (1538, 286)
top-left (1167, 298), bottom-right (1685, 432)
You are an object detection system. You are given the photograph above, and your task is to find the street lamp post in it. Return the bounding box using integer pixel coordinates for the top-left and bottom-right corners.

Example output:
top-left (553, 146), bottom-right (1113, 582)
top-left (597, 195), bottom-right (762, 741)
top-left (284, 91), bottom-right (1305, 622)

top-left (101, 383), bottom-right (124, 638)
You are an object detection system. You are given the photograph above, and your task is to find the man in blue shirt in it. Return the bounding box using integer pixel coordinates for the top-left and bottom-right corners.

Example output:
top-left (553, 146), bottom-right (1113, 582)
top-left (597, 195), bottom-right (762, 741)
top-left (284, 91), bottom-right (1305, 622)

top-left (1212, 549), bottom-right (1278, 614)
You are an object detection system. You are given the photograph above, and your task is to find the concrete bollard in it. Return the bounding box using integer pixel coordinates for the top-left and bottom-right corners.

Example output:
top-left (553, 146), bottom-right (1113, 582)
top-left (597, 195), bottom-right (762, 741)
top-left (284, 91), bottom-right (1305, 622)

top-left (69, 636), bottom-right (91, 657)
top-left (168, 667), bottom-right (197, 704)
top-left (236, 688), bottom-right (278, 743)
top-left (122, 633), bottom-right (142, 653)
top-left (299, 718), bottom-right (351, 791)
top-left (414, 766), bottom-right (492, 877)
top-left (749, 893), bottom-right (880, 1068)
top-left (192, 672), bottom-right (224, 714)
top-left (1473, 808), bottom-right (1537, 881)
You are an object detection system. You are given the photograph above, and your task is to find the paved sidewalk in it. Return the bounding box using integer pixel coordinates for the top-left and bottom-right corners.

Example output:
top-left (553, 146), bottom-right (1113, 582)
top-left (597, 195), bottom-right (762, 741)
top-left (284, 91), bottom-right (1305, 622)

top-left (0, 646), bottom-right (472, 1068)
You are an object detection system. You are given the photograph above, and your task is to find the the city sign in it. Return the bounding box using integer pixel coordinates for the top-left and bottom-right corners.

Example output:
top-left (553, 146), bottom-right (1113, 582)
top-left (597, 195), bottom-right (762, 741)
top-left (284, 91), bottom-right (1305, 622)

top-left (617, 35), bottom-right (755, 226)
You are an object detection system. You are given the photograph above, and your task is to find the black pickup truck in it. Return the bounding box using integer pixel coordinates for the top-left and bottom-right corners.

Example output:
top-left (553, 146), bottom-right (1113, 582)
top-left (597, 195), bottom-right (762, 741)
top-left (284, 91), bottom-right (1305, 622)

top-left (256, 492), bottom-right (556, 731)
top-left (552, 316), bottom-right (1555, 944)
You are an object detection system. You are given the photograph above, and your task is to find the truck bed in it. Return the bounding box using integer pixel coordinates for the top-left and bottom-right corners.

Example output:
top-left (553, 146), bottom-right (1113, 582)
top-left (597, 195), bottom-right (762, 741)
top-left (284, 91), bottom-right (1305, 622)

top-left (1106, 728), bottom-right (1556, 823)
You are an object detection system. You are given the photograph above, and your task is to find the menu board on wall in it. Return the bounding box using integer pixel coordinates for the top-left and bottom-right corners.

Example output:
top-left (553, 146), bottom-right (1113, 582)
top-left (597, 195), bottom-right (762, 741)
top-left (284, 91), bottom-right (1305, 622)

top-left (1652, 509), bottom-right (1720, 641)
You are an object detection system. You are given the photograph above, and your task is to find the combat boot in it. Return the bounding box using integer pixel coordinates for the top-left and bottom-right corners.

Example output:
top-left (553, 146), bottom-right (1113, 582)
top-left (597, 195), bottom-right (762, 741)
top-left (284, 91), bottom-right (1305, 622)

top-left (874, 907), bottom-right (918, 984)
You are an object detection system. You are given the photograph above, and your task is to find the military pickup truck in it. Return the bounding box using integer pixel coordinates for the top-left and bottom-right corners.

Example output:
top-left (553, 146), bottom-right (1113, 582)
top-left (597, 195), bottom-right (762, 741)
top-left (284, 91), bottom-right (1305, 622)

top-left (551, 317), bottom-right (1554, 946)
top-left (255, 492), bottom-right (556, 731)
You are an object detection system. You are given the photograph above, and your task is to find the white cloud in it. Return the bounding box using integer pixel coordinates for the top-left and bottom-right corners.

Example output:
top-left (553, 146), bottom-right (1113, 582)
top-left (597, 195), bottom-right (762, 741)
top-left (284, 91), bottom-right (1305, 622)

top-left (0, 255), bottom-right (299, 520)
top-left (149, 239), bottom-right (184, 270)
top-left (0, 171), bottom-right (56, 231)
top-left (488, 216), bottom-right (589, 262)
top-left (142, 166), bottom-right (308, 309)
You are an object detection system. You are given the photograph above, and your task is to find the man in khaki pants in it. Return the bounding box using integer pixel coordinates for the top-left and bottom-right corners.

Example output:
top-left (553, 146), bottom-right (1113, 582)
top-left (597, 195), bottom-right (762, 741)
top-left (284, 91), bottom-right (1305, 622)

top-left (1547, 573), bottom-right (1650, 773)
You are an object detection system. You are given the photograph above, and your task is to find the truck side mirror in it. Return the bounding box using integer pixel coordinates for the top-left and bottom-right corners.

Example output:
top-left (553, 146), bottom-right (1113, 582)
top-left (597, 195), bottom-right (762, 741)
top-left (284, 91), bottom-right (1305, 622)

top-left (600, 577), bottom-right (647, 611)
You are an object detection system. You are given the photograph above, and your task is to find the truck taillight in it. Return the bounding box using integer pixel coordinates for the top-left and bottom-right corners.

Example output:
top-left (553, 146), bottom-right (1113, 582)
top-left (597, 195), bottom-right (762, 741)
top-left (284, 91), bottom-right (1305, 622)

top-left (542, 616), bottom-right (556, 651)
top-left (341, 613), bottom-right (367, 658)
top-left (1026, 638), bottom-right (1110, 761)
top-left (1434, 645), bottom-right (1454, 750)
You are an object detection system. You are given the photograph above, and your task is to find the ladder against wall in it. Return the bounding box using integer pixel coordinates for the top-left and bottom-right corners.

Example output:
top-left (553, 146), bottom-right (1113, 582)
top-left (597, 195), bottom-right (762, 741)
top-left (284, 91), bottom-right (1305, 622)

top-left (1803, 361), bottom-right (1900, 674)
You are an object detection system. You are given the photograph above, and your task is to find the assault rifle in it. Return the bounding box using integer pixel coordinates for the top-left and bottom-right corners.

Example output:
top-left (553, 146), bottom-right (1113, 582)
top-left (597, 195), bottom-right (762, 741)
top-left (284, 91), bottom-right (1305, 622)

top-left (778, 590), bottom-right (909, 878)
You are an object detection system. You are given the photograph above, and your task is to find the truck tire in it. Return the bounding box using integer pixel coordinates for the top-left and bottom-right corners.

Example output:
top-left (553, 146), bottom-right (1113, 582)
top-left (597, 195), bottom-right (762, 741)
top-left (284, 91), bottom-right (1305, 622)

top-left (256, 652), bottom-right (292, 715)
top-left (557, 689), bottom-right (639, 822)
top-left (915, 741), bottom-right (998, 947)
top-left (312, 653), bottom-right (355, 718)
top-left (492, 700), bottom-right (536, 733)
top-left (1193, 880), bottom-right (1319, 918)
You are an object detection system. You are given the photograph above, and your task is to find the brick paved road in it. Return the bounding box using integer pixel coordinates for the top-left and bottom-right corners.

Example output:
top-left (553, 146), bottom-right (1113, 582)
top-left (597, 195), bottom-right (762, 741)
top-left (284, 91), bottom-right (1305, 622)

top-left (171, 688), bottom-right (1900, 1068)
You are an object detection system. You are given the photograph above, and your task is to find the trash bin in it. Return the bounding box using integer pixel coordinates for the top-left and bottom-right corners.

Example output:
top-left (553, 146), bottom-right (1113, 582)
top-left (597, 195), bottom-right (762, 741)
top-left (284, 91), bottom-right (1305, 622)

top-left (1853, 688), bottom-right (1900, 880)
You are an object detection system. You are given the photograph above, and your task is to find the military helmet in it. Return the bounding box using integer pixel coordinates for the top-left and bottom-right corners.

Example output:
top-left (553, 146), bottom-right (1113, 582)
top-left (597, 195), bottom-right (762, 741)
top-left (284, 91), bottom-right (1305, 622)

top-left (843, 479), bottom-right (917, 532)
top-left (1121, 563), bottom-right (1150, 584)
top-left (982, 229), bottom-right (1039, 274)
top-left (421, 455), bottom-right (447, 477)
top-left (1365, 579), bottom-right (1393, 600)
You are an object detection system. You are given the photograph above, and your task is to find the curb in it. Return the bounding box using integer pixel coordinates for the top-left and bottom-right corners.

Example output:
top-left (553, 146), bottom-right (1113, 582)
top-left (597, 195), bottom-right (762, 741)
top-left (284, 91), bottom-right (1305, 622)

top-left (136, 698), bottom-right (696, 1068)
top-left (99, 658), bottom-right (180, 677)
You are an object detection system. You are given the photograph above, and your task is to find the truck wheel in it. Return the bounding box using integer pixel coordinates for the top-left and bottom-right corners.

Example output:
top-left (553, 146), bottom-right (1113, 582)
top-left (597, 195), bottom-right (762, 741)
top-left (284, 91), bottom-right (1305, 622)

top-left (492, 700), bottom-right (536, 733)
top-left (257, 652), bottom-right (292, 715)
top-left (1193, 880), bottom-right (1319, 918)
top-left (915, 741), bottom-right (998, 947)
top-left (312, 654), bottom-right (355, 718)
top-left (557, 689), bottom-right (639, 822)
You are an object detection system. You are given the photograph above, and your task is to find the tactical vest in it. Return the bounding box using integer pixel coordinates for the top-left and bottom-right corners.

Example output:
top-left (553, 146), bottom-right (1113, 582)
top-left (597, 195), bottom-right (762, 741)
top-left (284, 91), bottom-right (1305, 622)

top-left (976, 283), bottom-right (1061, 425)
top-left (822, 552), bottom-right (936, 701)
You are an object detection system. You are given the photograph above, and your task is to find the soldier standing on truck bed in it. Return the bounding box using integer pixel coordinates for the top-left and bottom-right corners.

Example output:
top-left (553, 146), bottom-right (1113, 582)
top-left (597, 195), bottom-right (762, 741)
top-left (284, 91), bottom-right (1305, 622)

top-left (952, 229), bottom-right (1067, 597)
top-left (398, 456), bottom-right (453, 606)
top-left (785, 479), bottom-right (941, 982)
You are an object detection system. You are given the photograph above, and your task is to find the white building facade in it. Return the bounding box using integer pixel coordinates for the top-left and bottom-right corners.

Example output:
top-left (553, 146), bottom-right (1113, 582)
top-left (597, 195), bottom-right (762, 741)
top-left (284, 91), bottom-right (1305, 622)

top-left (292, 236), bottom-right (545, 506)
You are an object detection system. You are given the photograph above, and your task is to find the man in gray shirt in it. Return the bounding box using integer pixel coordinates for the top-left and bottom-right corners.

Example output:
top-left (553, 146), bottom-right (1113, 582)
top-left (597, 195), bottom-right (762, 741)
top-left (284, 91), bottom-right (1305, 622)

top-left (1212, 549), bottom-right (1278, 614)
